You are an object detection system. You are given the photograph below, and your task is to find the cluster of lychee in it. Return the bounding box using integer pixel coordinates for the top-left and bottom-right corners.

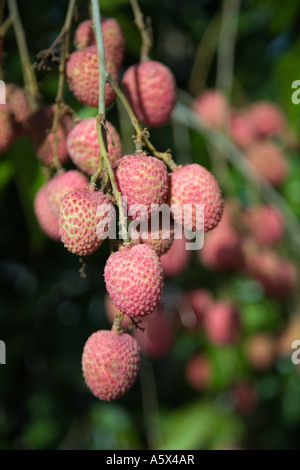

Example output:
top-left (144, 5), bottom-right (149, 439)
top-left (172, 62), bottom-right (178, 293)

top-left (28, 18), bottom-right (225, 402)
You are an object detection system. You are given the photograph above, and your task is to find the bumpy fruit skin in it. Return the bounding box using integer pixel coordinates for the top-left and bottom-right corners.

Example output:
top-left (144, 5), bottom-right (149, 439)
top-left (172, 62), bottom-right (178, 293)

top-left (179, 289), bottom-right (213, 329)
top-left (160, 236), bottom-right (191, 277)
top-left (6, 84), bottom-right (30, 124)
top-left (134, 305), bottom-right (173, 358)
top-left (82, 329), bottom-right (140, 401)
top-left (122, 61), bottom-right (176, 127)
top-left (28, 105), bottom-right (73, 166)
top-left (74, 18), bottom-right (125, 69)
top-left (169, 164), bottom-right (224, 232)
top-left (104, 294), bottom-right (132, 330)
top-left (104, 244), bottom-right (164, 318)
top-left (186, 354), bottom-right (211, 390)
top-left (245, 205), bottom-right (284, 246)
top-left (204, 301), bottom-right (241, 345)
top-left (0, 105), bottom-right (15, 152)
top-left (67, 118), bottom-right (123, 175)
top-left (246, 141), bottom-right (288, 186)
top-left (115, 155), bottom-right (169, 220)
top-left (34, 185), bottom-right (60, 241)
top-left (192, 90), bottom-right (229, 128)
top-left (249, 101), bottom-right (285, 137)
top-left (46, 170), bottom-right (89, 216)
top-left (59, 188), bottom-right (114, 256)
top-left (66, 46), bottom-right (117, 108)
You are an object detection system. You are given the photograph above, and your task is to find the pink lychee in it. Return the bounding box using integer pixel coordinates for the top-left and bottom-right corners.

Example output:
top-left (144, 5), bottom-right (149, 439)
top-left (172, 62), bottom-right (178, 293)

top-left (67, 117), bottom-right (123, 176)
top-left (169, 163), bottom-right (224, 232)
top-left (131, 218), bottom-right (174, 256)
top-left (229, 110), bottom-right (256, 148)
top-left (104, 244), bottom-right (164, 318)
top-left (6, 84), bottom-right (30, 124)
top-left (34, 185), bottom-right (60, 241)
top-left (46, 170), bottom-right (89, 217)
top-left (74, 20), bottom-right (96, 49)
top-left (160, 236), bottom-right (192, 277)
top-left (82, 329), bottom-right (140, 401)
top-left (204, 301), bottom-right (241, 345)
top-left (245, 205), bottom-right (284, 246)
top-left (192, 90), bottom-right (229, 129)
top-left (59, 187), bottom-right (114, 256)
top-left (249, 101), bottom-right (285, 138)
top-left (186, 354), bottom-right (212, 390)
top-left (179, 289), bottom-right (213, 329)
top-left (246, 141), bottom-right (288, 186)
top-left (122, 61), bottom-right (176, 127)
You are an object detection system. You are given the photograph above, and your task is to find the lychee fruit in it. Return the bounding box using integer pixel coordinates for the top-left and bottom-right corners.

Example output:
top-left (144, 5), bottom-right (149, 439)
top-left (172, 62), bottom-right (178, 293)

top-left (46, 170), bottom-right (89, 217)
top-left (59, 187), bottom-right (114, 256)
top-left (131, 218), bottom-right (174, 256)
top-left (82, 329), bottom-right (140, 401)
top-left (160, 236), bottom-right (192, 277)
top-left (34, 185), bottom-right (60, 241)
top-left (179, 289), bottom-right (213, 329)
top-left (115, 154), bottom-right (169, 220)
top-left (245, 333), bottom-right (276, 371)
top-left (249, 101), bottom-right (285, 138)
top-left (67, 117), bottom-right (123, 176)
top-left (133, 305), bottom-right (173, 358)
top-left (122, 60), bottom-right (176, 127)
top-left (104, 244), bottom-right (164, 318)
top-left (192, 90), bottom-right (229, 129)
top-left (0, 105), bottom-right (15, 152)
top-left (6, 84), bottom-right (30, 124)
top-left (246, 141), bottom-right (288, 186)
top-left (245, 204), bottom-right (284, 246)
top-left (74, 19), bottom-right (96, 49)
top-left (28, 105), bottom-right (73, 166)
top-left (66, 46), bottom-right (117, 108)
top-left (204, 301), bottom-right (241, 345)
top-left (169, 163), bottom-right (224, 232)
top-left (186, 354), bottom-right (211, 390)
top-left (104, 293), bottom-right (132, 330)
top-left (229, 110), bottom-right (256, 148)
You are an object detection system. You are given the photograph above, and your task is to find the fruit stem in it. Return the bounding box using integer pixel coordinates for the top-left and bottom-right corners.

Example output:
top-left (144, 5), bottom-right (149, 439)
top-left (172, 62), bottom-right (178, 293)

top-left (108, 74), bottom-right (177, 170)
top-left (112, 312), bottom-right (125, 333)
top-left (51, 0), bottom-right (76, 172)
top-left (129, 0), bottom-right (152, 63)
top-left (7, 0), bottom-right (40, 111)
top-left (0, 15), bottom-right (13, 36)
top-left (91, 0), bottom-right (129, 243)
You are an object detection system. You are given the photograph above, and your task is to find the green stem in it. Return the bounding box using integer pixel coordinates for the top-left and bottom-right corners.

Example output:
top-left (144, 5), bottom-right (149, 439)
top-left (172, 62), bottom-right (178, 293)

top-left (129, 0), bottom-right (152, 63)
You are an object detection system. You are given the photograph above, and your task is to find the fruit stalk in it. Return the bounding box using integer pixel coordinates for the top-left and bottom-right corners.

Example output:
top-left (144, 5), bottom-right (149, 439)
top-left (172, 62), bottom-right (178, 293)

top-left (129, 0), bottom-right (152, 63)
top-left (91, 0), bottom-right (129, 243)
top-left (7, 0), bottom-right (40, 111)
top-left (51, 0), bottom-right (76, 172)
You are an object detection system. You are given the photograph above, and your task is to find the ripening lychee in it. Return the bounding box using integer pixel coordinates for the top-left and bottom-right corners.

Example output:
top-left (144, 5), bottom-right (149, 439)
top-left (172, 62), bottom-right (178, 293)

top-left (131, 218), bottom-right (174, 256)
top-left (59, 187), bottom-right (114, 256)
top-left (133, 305), bottom-right (173, 358)
top-left (229, 110), bottom-right (256, 148)
top-left (6, 84), bottom-right (30, 124)
top-left (169, 164), bottom-right (224, 232)
top-left (74, 18), bottom-right (125, 69)
top-left (67, 117), bottom-right (123, 176)
top-left (104, 244), bottom-right (164, 318)
top-left (104, 293), bottom-right (132, 330)
top-left (246, 141), bottom-right (288, 186)
top-left (179, 289), bottom-right (213, 329)
top-left (115, 154), bottom-right (169, 220)
top-left (249, 101), bottom-right (285, 138)
top-left (34, 185), bottom-right (60, 241)
top-left (66, 46), bottom-right (117, 108)
top-left (160, 236), bottom-right (192, 277)
top-left (245, 250), bottom-right (298, 299)
top-left (28, 105), bottom-right (73, 166)
top-left (122, 61), bottom-right (176, 127)
top-left (0, 105), bottom-right (15, 152)
top-left (82, 329), bottom-right (140, 401)
top-left (186, 354), bottom-right (211, 390)
top-left (192, 90), bottom-right (229, 129)
top-left (46, 170), bottom-right (89, 217)
top-left (245, 205), bottom-right (284, 246)
top-left (245, 333), bottom-right (276, 371)
top-left (204, 301), bottom-right (241, 345)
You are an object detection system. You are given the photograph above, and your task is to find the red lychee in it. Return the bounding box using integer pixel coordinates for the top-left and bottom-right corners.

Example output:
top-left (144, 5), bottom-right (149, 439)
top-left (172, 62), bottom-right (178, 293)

top-left (249, 101), bottom-right (285, 138)
top-left (115, 154), bottom-right (169, 220)
top-left (74, 19), bottom-right (96, 49)
top-left (204, 301), bottom-right (241, 345)
top-left (169, 163), bottom-right (224, 232)
top-left (186, 354), bottom-right (211, 390)
top-left (245, 204), bottom-right (284, 246)
top-left (122, 60), bottom-right (176, 127)
top-left (28, 105), bottom-right (73, 166)
top-left (229, 110), bottom-right (256, 148)
top-left (46, 170), bottom-right (89, 217)
top-left (67, 117), bottom-right (123, 176)
top-left (192, 90), bottom-right (229, 129)
top-left (6, 84), bottom-right (30, 124)
top-left (59, 187), bottom-right (114, 256)
top-left (66, 46), bottom-right (117, 108)
top-left (104, 244), bottom-right (164, 318)
top-left (82, 329), bottom-right (140, 401)
top-left (246, 141), bottom-right (288, 186)
top-left (160, 236), bottom-right (192, 277)
top-left (34, 185), bottom-right (60, 241)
